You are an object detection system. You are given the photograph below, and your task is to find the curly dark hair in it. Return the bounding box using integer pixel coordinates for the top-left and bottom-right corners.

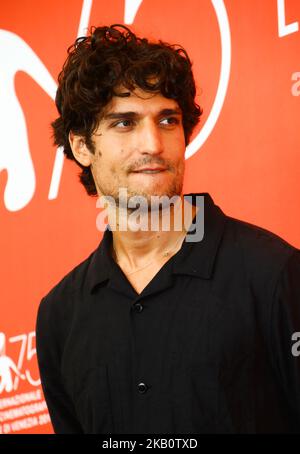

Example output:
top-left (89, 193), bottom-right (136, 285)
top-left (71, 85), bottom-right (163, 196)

top-left (51, 24), bottom-right (203, 196)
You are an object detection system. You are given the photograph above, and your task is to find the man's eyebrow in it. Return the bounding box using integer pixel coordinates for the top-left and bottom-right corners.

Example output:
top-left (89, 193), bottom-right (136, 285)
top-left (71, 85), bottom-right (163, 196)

top-left (102, 111), bottom-right (138, 121)
top-left (158, 108), bottom-right (182, 117)
top-left (102, 108), bottom-right (182, 121)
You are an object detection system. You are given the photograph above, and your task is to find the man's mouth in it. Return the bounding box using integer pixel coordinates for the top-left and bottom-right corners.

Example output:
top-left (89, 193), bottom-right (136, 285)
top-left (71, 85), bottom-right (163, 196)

top-left (131, 167), bottom-right (167, 174)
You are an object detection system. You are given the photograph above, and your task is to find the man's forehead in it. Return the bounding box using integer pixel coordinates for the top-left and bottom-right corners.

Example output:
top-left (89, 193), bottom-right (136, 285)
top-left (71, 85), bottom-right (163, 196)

top-left (103, 87), bottom-right (181, 115)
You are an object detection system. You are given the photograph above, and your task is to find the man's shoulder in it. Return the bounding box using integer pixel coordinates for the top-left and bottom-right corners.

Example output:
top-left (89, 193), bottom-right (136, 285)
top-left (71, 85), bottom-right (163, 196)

top-left (223, 213), bottom-right (299, 277)
top-left (38, 247), bottom-right (98, 314)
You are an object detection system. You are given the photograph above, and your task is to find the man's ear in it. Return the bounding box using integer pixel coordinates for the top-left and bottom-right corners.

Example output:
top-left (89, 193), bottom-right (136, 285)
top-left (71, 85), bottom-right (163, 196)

top-left (68, 131), bottom-right (92, 167)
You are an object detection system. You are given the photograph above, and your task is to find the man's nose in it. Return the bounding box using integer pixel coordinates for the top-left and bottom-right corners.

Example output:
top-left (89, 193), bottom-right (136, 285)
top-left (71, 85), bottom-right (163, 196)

top-left (138, 121), bottom-right (163, 155)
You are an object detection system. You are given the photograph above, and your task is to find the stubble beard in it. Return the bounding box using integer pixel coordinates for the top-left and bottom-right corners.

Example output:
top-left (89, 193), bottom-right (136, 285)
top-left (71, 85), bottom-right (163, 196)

top-left (97, 161), bottom-right (185, 214)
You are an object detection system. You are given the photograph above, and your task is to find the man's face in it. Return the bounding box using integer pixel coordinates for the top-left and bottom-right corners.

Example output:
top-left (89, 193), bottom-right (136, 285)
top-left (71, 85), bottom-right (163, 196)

top-left (88, 86), bottom-right (186, 205)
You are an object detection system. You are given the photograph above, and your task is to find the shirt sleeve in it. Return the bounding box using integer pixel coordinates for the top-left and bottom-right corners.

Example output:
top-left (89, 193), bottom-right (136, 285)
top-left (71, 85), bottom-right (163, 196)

top-left (270, 248), bottom-right (300, 428)
top-left (36, 297), bottom-right (84, 434)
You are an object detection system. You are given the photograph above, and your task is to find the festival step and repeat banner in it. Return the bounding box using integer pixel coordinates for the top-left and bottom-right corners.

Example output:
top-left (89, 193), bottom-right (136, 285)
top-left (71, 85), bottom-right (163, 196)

top-left (0, 0), bottom-right (299, 434)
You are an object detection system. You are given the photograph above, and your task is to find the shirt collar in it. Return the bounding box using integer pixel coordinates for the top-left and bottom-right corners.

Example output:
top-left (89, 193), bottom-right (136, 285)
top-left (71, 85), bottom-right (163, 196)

top-left (86, 192), bottom-right (227, 293)
top-left (171, 192), bottom-right (227, 279)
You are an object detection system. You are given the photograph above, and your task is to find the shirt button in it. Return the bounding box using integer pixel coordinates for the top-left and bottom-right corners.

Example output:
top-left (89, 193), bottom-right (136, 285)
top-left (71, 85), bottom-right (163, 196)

top-left (137, 382), bottom-right (148, 394)
top-left (133, 302), bottom-right (143, 313)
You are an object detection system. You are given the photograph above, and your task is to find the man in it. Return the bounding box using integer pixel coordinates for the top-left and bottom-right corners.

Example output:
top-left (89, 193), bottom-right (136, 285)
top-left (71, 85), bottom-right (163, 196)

top-left (36, 24), bottom-right (300, 434)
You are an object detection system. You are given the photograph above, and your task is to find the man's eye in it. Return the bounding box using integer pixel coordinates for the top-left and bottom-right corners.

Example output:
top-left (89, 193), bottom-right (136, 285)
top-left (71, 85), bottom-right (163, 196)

top-left (160, 117), bottom-right (179, 126)
top-left (113, 119), bottom-right (133, 128)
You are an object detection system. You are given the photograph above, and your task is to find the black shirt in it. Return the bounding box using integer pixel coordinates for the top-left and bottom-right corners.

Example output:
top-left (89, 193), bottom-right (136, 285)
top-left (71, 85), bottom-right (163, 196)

top-left (36, 192), bottom-right (300, 434)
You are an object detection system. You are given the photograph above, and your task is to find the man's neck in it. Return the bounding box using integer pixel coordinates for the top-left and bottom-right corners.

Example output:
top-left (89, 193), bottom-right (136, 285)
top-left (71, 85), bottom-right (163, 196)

top-left (107, 194), bottom-right (198, 269)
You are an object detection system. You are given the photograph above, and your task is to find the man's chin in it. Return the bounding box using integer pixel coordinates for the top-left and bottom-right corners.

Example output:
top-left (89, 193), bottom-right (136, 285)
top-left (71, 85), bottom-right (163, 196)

top-left (122, 186), bottom-right (183, 212)
top-left (100, 180), bottom-right (184, 211)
